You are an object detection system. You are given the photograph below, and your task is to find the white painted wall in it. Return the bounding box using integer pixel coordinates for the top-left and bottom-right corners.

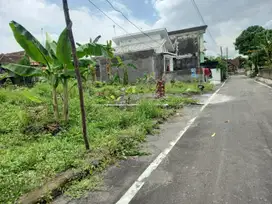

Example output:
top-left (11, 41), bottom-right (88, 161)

top-left (119, 34), bottom-right (161, 46)
top-left (169, 58), bottom-right (173, 71)
top-left (210, 68), bottom-right (221, 84)
top-left (114, 31), bottom-right (172, 54)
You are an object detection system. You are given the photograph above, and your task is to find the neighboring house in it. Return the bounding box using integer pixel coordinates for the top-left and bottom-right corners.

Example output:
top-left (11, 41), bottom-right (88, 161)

top-left (0, 51), bottom-right (25, 65)
top-left (0, 51), bottom-right (39, 66)
top-left (166, 25), bottom-right (207, 81)
top-left (97, 25), bottom-right (207, 83)
top-left (0, 51), bottom-right (25, 85)
top-left (227, 58), bottom-right (240, 73)
top-left (0, 51), bottom-right (37, 85)
top-left (98, 28), bottom-right (174, 82)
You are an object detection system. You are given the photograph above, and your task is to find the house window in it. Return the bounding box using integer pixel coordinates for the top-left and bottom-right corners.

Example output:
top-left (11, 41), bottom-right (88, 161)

top-left (174, 56), bottom-right (197, 71)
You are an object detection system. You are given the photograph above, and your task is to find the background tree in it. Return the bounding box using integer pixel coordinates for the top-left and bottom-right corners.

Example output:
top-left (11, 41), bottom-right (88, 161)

top-left (234, 25), bottom-right (268, 73)
top-left (234, 25), bottom-right (265, 55)
top-left (256, 29), bottom-right (272, 66)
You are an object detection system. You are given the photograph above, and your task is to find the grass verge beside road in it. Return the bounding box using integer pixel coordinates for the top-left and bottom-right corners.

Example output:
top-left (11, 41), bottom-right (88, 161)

top-left (0, 81), bottom-right (213, 203)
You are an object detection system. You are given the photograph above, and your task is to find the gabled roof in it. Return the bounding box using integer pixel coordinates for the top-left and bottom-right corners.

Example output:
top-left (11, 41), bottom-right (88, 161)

top-left (0, 51), bottom-right (25, 64)
top-left (168, 25), bottom-right (208, 36)
top-left (112, 28), bottom-right (168, 44)
top-left (113, 28), bottom-right (175, 53)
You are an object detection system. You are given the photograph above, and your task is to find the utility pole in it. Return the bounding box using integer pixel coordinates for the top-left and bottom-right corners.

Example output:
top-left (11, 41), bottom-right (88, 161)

top-left (41, 28), bottom-right (44, 46)
top-left (220, 46), bottom-right (224, 81)
top-left (226, 47), bottom-right (229, 77)
top-left (62, 0), bottom-right (90, 150)
top-left (113, 25), bottom-right (116, 36)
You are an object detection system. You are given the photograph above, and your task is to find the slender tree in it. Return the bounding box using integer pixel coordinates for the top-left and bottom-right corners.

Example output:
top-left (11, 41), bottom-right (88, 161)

top-left (62, 0), bottom-right (90, 150)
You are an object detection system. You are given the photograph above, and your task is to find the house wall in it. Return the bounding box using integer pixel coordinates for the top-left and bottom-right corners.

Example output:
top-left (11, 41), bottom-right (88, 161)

top-left (210, 68), bottom-right (221, 84)
top-left (199, 35), bottom-right (205, 63)
top-left (167, 30), bottom-right (206, 82)
top-left (98, 49), bottom-right (157, 83)
top-left (259, 69), bottom-right (272, 80)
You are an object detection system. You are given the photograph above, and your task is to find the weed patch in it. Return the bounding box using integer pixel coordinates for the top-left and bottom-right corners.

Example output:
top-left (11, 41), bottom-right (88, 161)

top-left (0, 80), bottom-right (213, 203)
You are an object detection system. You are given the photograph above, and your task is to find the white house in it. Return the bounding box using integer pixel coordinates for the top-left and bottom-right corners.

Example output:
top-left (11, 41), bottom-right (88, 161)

top-left (98, 26), bottom-right (208, 82)
top-left (112, 28), bottom-right (175, 54)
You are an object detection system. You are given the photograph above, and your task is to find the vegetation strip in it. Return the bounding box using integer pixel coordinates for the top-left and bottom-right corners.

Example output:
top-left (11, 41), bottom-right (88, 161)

top-left (0, 81), bottom-right (212, 203)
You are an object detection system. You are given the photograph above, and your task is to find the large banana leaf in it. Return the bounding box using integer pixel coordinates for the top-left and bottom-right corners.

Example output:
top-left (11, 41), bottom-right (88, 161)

top-left (46, 32), bottom-right (57, 60)
top-left (127, 63), bottom-right (137, 70)
top-left (2, 64), bottom-right (43, 77)
top-left (9, 21), bottom-right (52, 65)
top-left (93, 35), bottom-right (101, 43)
top-left (78, 58), bottom-right (96, 67)
top-left (56, 28), bottom-right (72, 66)
top-left (76, 43), bottom-right (111, 58)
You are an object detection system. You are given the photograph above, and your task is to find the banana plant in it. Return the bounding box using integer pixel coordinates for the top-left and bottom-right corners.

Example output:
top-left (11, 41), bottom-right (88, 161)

top-left (76, 39), bottom-right (114, 82)
top-left (3, 21), bottom-right (73, 122)
top-left (113, 56), bottom-right (137, 85)
top-left (4, 21), bottom-right (115, 123)
top-left (76, 39), bottom-right (114, 59)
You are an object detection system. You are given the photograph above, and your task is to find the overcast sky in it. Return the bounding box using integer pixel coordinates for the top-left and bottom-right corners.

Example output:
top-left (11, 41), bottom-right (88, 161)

top-left (0, 0), bottom-right (272, 57)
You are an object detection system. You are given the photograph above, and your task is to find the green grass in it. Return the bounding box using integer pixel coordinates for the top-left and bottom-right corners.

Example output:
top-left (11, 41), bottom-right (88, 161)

top-left (0, 80), bottom-right (212, 203)
top-left (166, 81), bottom-right (214, 95)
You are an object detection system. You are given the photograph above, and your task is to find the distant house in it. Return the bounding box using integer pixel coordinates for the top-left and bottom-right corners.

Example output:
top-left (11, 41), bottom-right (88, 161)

top-left (0, 51), bottom-right (25, 65)
top-left (227, 58), bottom-right (240, 73)
top-left (97, 25), bottom-right (207, 82)
top-left (0, 51), bottom-right (38, 85)
top-left (0, 51), bottom-right (39, 66)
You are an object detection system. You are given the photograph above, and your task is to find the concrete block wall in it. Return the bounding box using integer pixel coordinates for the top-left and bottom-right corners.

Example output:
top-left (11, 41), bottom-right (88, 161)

top-left (259, 69), bottom-right (272, 79)
top-left (98, 50), bottom-right (163, 83)
top-left (165, 70), bottom-right (200, 82)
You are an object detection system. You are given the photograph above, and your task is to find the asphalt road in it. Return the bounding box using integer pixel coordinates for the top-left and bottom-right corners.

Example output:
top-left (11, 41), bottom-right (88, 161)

top-left (129, 76), bottom-right (272, 204)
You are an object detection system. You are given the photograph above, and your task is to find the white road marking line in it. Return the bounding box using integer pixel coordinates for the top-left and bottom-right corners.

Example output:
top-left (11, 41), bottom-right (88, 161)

top-left (255, 80), bottom-right (272, 89)
top-left (115, 81), bottom-right (227, 204)
top-left (200, 80), bottom-right (227, 111)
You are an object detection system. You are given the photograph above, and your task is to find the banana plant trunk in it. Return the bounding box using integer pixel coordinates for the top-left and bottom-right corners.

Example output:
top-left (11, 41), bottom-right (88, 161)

top-left (123, 67), bottom-right (128, 85)
top-left (63, 67), bottom-right (69, 123)
top-left (91, 66), bottom-right (97, 82)
top-left (52, 86), bottom-right (59, 121)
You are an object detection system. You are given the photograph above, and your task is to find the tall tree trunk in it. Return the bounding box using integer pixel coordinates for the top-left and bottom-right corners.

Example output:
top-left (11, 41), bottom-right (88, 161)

top-left (62, 0), bottom-right (90, 150)
top-left (52, 86), bottom-right (59, 121)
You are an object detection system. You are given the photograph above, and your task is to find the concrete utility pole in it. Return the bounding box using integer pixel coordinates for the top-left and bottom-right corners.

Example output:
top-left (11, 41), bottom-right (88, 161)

top-left (220, 46), bottom-right (224, 81)
top-left (113, 25), bottom-right (116, 36)
top-left (226, 47), bottom-right (229, 77)
top-left (62, 0), bottom-right (90, 150)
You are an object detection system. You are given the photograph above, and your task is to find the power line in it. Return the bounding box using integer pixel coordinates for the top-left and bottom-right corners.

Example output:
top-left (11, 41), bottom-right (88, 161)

top-left (104, 0), bottom-right (162, 46)
top-left (86, 0), bottom-right (159, 52)
top-left (190, 0), bottom-right (218, 46)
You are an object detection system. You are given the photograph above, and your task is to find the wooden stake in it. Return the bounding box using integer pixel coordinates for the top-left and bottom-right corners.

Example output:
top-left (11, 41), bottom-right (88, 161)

top-left (62, 0), bottom-right (90, 150)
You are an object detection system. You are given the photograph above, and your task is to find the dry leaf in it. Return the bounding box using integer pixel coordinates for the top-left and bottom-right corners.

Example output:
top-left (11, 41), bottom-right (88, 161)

top-left (211, 133), bottom-right (216, 137)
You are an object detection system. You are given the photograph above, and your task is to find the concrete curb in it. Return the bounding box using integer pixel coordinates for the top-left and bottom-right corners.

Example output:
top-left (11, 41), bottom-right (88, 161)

top-left (17, 169), bottom-right (86, 204)
top-left (255, 77), bottom-right (272, 87)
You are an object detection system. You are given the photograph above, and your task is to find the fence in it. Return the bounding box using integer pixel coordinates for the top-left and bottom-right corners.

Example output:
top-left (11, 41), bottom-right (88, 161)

top-left (259, 68), bottom-right (272, 80)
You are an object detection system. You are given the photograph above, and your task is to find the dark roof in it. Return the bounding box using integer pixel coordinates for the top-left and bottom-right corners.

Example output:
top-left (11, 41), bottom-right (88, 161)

top-left (168, 25), bottom-right (208, 36)
top-left (201, 60), bottom-right (218, 68)
top-left (0, 51), bottom-right (25, 64)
